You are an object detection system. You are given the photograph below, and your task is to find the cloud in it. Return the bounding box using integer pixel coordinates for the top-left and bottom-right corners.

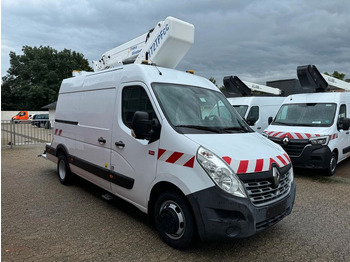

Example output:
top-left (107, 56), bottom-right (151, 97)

top-left (2, 0), bottom-right (350, 87)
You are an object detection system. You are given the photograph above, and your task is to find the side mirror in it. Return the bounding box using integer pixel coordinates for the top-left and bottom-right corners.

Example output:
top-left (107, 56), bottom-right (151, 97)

top-left (268, 116), bottom-right (273, 125)
top-left (246, 116), bottom-right (257, 126)
top-left (132, 111), bottom-right (160, 142)
top-left (338, 118), bottom-right (350, 131)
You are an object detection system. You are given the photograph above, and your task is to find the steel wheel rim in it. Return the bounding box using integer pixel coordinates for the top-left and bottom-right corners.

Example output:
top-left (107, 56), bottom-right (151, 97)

top-left (58, 160), bottom-right (66, 180)
top-left (330, 156), bottom-right (336, 173)
top-left (159, 200), bottom-right (186, 240)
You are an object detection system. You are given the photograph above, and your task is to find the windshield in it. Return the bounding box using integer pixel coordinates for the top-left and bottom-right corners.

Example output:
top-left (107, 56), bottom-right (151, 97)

top-left (232, 105), bottom-right (248, 118)
top-left (272, 103), bottom-right (337, 127)
top-left (152, 83), bottom-right (252, 134)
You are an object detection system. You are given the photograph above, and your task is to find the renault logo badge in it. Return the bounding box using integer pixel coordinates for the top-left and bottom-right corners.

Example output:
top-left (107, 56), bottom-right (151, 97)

top-left (282, 136), bottom-right (289, 146)
top-left (272, 167), bottom-right (280, 188)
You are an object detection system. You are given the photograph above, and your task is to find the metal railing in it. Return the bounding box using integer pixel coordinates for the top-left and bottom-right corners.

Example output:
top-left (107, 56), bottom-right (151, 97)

top-left (1, 120), bottom-right (54, 148)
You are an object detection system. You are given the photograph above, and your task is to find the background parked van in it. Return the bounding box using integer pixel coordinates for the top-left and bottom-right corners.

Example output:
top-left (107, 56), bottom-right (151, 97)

top-left (265, 92), bottom-right (350, 175)
top-left (12, 111), bottom-right (28, 121)
top-left (228, 96), bottom-right (285, 133)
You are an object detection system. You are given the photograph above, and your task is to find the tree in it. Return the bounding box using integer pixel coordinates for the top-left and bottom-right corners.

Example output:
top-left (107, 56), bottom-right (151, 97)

top-left (209, 77), bottom-right (218, 87)
top-left (208, 77), bottom-right (226, 91)
top-left (1, 46), bottom-right (92, 110)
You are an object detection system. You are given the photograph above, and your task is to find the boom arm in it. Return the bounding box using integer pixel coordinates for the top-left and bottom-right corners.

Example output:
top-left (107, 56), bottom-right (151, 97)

top-left (223, 76), bottom-right (282, 96)
top-left (321, 73), bottom-right (350, 91)
top-left (297, 64), bottom-right (350, 92)
top-left (93, 17), bottom-right (194, 71)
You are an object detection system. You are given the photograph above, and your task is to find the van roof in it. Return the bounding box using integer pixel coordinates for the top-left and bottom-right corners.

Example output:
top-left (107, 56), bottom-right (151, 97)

top-left (227, 96), bottom-right (285, 106)
top-left (283, 92), bottom-right (350, 104)
top-left (59, 64), bottom-right (216, 94)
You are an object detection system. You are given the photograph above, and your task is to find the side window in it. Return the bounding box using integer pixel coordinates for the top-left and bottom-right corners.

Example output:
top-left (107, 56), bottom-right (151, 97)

top-left (122, 86), bottom-right (156, 128)
top-left (339, 104), bottom-right (346, 120)
top-left (247, 106), bottom-right (259, 120)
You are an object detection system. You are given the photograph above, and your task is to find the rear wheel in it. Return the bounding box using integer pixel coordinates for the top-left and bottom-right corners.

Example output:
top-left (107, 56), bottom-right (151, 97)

top-left (325, 152), bottom-right (337, 176)
top-left (154, 191), bottom-right (195, 250)
top-left (57, 155), bottom-right (73, 184)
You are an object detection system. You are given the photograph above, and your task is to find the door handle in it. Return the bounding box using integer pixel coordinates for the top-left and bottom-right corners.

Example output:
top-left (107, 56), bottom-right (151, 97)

top-left (115, 141), bottom-right (125, 148)
top-left (98, 137), bottom-right (106, 144)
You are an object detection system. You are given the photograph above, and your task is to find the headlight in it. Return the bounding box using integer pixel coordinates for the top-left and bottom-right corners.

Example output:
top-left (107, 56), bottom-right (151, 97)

top-left (309, 136), bottom-right (329, 146)
top-left (197, 147), bottom-right (247, 198)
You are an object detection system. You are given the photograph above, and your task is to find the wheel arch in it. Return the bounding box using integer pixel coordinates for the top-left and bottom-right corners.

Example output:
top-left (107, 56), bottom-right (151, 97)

top-left (55, 144), bottom-right (69, 157)
top-left (147, 182), bottom-right (195, 226)
top-left (332, 148), bottom-right (339, 161)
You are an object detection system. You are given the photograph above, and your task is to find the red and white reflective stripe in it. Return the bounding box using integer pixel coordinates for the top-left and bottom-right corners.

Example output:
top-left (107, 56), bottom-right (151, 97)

top-left (222, 153), bottom-right (291, 174)
top-left (329, 133), bottom-right (338, 140)
top-left (264, 130), bottom-right (339, 141)
top-left (55, 129), bottom-right (63, 136)
top-left (158, 149), bottom-right (195, 168)
top-left (265, 131), bottom-right (318, 139)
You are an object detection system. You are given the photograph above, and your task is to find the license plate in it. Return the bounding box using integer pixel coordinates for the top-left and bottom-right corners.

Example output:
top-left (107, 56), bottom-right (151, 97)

top-left (266, 199), bottom-right (287, 219)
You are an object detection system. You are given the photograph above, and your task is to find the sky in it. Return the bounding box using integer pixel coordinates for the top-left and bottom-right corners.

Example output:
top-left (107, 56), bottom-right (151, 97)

top-left (2, 0), bottom-right (350, 87)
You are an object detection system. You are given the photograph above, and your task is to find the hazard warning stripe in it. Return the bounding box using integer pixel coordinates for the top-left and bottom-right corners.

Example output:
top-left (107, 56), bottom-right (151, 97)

top-left (265, 131), bottom-right (339, 141)
top-left (222, 153), bottom-right (291, 174)
top-left (255, 159), bottom-right (264, 172)
top-left (55, 129), bottom-right (63, 136)
top-left (158, 149), bottom-right (195, 168)
top-left (329, 133), bottom-right (338, 140)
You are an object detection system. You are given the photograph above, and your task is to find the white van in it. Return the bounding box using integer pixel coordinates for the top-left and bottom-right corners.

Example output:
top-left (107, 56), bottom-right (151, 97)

top-left (45, 63), bottom-right (296, 249)
top-left (264, 92), bottom-right (350, 176)
top-left (228, 96), bottom-right (285, 133)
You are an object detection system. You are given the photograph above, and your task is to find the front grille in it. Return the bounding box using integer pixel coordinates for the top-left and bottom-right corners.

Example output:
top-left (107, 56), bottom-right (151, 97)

top-left (270, 138), bottom-right (309, 156)
top-left (243, 169), bottom-right (291, 206)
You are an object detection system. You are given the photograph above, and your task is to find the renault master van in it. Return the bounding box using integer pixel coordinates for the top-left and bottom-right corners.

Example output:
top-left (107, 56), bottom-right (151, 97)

top-left (228, 96), bottom-right (285, 133)
top-left (265, 92), bottom-right (350, 176)
top-left (45, 63), bottom-right (296, 249)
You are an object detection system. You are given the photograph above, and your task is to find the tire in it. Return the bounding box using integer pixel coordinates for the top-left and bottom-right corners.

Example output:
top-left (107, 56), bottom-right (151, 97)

top-left (325, 152), bottom-right (337, 176)
top-left (57, 155), bottom-right (73, 185)
top-left (154, 191), bottom-right (195, 250)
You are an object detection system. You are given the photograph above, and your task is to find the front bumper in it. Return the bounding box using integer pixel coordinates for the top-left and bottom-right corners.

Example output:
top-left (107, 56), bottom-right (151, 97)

top-left (289, 145), bottom-right (332, 169)
top-left (187, 181), bottom-right (296, 242)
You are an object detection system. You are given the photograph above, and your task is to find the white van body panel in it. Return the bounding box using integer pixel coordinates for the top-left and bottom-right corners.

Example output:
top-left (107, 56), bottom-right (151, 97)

top-left (228, 96), bottom-right (285, 133)
top-left (154, 122), bottom-right (215, 195)
top-left (185, 132), bottom-right (288, 173)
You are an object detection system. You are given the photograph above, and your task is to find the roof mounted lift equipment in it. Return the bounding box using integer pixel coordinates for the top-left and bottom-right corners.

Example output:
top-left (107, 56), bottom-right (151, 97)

top-left (93, 16), bottom-right (194, 71)
top-left (297, 64), bottom-right (350, 92)
top-left (223, 76), bottom-right (282, 96)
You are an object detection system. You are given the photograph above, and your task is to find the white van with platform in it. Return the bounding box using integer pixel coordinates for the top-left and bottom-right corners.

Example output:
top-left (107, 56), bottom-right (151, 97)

top-left (223, 76), bottom-right (284, 133)
top-left (228, 96), bottom-right (285, 133)
top-left (264, 92), bottom-right (350, 175)
top-left (264, 65), bottom-right (350, 176)
top-left (44, 17), bottom-right (295, 249)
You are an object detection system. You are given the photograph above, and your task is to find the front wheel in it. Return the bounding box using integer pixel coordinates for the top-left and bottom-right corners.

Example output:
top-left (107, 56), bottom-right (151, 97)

top-left (154, 192), bottom-right (195, 250)
top-left (57, 155), bottom-right (73, 184)
top-left (325, 152), bottom-right (337, 176)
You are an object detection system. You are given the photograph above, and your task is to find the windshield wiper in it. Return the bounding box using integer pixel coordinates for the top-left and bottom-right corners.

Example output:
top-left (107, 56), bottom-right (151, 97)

top-left (175, 125), bottom-right (221, 133)
top-left (272, 121), bottom-right (295, 126)
top-left (296, 123), bottom-right (321, 127)
top-left (220, 126), bottom-right (249, 133)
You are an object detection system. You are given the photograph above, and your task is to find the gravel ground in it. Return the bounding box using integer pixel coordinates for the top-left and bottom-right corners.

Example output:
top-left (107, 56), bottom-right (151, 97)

top-left (2, 144), bottom-right (350, 261)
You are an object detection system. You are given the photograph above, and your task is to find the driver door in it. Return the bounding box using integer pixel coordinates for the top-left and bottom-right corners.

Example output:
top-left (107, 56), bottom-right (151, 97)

top-left (110, 83), bottom-right (160, 209)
